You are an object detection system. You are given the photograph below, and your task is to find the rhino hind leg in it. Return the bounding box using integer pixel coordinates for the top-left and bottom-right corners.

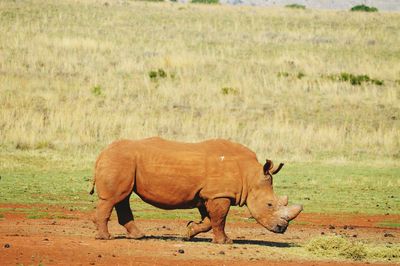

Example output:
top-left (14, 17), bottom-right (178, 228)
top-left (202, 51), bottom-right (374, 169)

top-left (186, 205), bottom-right (211, 240)
top-left (115, 194), bottom-right (144, 239)
top-left (94, 199), bottom-right (114, 240)
top-left (205, 198), bottom-right (233, 244)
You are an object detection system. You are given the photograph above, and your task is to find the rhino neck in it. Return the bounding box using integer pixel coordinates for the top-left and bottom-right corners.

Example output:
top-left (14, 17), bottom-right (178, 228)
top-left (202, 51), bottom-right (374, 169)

top-left (238, 161), bottom-right (263, 207)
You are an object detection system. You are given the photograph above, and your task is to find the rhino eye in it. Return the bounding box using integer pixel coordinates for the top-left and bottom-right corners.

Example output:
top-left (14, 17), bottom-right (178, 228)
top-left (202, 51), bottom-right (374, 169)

top-left (267, 203), bottom-right (273, 207)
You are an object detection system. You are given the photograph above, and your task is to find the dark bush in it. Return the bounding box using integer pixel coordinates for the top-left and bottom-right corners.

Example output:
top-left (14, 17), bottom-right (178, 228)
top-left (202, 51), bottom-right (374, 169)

top-left (285, 4), bottom-right (306, 9)
top-left (192, 0), bottom-right (219, 4)
top-left (350, 5), bottom-right (378, 12)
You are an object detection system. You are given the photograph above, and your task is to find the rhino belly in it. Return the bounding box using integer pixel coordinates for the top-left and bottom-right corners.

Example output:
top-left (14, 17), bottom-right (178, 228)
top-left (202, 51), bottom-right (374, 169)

top-left (134, 174), bottom-right (203, 209)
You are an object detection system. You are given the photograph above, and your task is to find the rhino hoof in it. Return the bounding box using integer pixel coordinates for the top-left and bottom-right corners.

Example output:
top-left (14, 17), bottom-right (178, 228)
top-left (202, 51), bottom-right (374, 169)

top-left (95, 234), bottom-right (114, 240)
top-left (212, 237), bottom-right (233, 244)
top-left (126, 232), bottom-right (145, 239)
top-left (184, 227), bottom-right (195, 241)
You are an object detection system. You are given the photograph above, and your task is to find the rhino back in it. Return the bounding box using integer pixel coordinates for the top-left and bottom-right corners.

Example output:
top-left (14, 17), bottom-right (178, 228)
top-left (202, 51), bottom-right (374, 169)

top-left (133, 138), bottom-right (257, 207)
top-left (133, 140), bottom-right (206, 209)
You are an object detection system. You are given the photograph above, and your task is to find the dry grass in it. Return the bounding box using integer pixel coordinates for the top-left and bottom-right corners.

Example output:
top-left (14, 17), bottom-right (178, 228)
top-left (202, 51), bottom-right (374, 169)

top-left (0, 0), bottom-right (399, 162)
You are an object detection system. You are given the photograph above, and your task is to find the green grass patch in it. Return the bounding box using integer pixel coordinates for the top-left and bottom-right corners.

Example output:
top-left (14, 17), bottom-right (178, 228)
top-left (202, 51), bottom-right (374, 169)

top-left (350, 5), bottom-right (378, 12)
top-left (306, 235), bottom-right (400, 262)
top-left (0, 150), bottom-right (399, 216)
top-left (274, 162), bottom-right (400, 215)
top-left (27, 212), bottom-right (50, 219)
top-left (378, 221), bottom-right (400, 228)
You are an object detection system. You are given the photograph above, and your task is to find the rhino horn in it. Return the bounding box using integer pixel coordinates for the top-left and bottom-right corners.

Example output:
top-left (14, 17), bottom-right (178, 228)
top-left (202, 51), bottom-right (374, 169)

top-left (278, 195), bottom-right (288, 206)
top-left (281, 204), bottom-right (303, 221)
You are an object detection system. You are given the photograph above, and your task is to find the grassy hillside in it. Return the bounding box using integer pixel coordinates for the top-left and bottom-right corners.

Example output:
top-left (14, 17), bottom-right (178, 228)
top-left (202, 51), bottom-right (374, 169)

top-left (1, 0), bottom-right (399, 163)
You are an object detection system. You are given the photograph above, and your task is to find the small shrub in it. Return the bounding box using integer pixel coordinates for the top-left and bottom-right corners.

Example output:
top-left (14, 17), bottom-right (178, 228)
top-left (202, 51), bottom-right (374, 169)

top-left (15, 142), bottom-right (31, 150)
top-left (221, 87), bottom-right (239, 95)
top-left (157, 68), bottom-right (167, 78)
top-left (91, 85), bottom-right (103, 96)
top-left (277, 71), bottom-right (305, 79)
top-left (368, 245), bottom-right (400, 259)
top-left (148, 70), bottom-right (158, 80)
top-left (277, 72), bottom-right (289, 78)
top-left (192, 0), bottom-right (219, 4)
top-left (285, 4), bottom-right (306, 9)
top-left (297, 72), bottom-right (305, 79)
top-left (350, 5), bottom-right (378, 12)
top-left (148, 68), bottom-right (168, 81)
top-left (330, 72), bottom-right (384, 86)
top-left (306, 236), bottom-right (367, 261)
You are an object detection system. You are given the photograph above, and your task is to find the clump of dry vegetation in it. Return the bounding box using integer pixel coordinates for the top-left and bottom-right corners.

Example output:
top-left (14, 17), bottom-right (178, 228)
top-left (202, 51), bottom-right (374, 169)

top-left (306, 235), bottom-right (400, 262)
top-left (0, 0), bottom-right (399, 163)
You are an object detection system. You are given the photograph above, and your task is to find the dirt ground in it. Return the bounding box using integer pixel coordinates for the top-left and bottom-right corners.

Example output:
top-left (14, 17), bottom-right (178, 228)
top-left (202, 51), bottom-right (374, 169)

top-left (0, 204), bottom-right (398, 266)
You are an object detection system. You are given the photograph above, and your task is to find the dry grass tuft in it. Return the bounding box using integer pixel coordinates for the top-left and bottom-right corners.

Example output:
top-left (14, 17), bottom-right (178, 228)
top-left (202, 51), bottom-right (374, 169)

top-left (306, 235), bottom-right (400, 262)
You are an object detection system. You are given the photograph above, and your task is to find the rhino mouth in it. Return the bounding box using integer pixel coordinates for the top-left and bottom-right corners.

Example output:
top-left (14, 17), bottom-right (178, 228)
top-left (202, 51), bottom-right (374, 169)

top-left (271, 222), bottom-right (288, 234)
top-left (269, 218), bottom-right (289, 234)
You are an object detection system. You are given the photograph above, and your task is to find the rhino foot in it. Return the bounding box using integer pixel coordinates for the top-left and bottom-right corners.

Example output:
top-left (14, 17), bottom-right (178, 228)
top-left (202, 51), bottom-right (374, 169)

top-left (126, 232), bottom-right (145, 239)
top-left (212, 236), bottom-right (233, 244)
top-left (184, 221), bottom-right (196, 240)
top-left (95, 233), bottom-right (114, 240)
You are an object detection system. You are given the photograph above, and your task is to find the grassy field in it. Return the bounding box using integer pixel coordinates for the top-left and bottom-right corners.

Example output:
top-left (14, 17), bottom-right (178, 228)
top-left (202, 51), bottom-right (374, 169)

top-left (0, 148), bottom-right (398, 216)
top-left (1, 0), bottom-right (399, 162)
top-left (0, 0), bottom-right (399, 216)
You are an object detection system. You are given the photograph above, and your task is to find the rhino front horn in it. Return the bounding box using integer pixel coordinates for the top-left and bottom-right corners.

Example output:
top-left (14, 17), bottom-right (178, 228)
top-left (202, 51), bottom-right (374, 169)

top-left (286, 204), bottom-right (303, 221)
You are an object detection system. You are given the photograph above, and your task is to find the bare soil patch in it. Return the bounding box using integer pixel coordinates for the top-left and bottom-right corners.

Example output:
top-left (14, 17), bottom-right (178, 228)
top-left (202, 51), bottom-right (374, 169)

top-left (0, 204), bottom-right (398, 265)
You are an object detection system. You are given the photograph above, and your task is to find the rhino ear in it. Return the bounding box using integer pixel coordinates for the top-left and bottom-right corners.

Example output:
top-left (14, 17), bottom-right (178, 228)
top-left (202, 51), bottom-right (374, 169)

top-left (263, 159), bottom-right (274, 174)
top-left (271, 163), bottom-right (284, 175)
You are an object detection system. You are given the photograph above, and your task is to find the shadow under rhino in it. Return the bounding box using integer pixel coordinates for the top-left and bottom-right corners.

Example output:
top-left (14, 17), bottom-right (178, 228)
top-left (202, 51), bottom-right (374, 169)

top-left (112, 234), bottom-right (296, 247)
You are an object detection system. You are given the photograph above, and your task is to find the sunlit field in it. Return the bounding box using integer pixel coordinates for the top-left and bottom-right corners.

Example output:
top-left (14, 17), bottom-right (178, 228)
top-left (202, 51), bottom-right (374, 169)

top-left (1, 1), bottom-right (400, 264)
top-left (1, 0), bottom-right (399, 163)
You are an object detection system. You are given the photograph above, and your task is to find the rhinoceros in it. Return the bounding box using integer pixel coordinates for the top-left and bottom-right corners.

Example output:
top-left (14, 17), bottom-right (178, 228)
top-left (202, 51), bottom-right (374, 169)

top-left (90, 137), bottom-right (303, 243)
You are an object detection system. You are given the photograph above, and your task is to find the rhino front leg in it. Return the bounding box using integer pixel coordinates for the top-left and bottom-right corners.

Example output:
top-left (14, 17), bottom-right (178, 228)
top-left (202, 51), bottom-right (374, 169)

top-left (205, 198), bottom-right (233, 244)
top-left (186, 205), bottom-right (211, 240)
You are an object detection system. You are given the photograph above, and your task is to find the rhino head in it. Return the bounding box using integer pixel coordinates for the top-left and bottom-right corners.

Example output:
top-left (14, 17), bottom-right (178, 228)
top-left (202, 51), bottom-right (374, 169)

top-left (246, 160), bottom-right (303, 234)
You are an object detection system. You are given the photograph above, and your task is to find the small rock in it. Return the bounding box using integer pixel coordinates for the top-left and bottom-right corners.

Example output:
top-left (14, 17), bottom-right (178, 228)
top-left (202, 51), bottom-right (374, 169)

top-left (43, 238), bottom-right (49, 241)
top-left (329, 225), bottom-right (335, 230)
top-left (112, 254), bottom-right (116, 257)
top-left (90, 263), bottom-right (95, 265)
top-left (344, 225), bottom-right (348, 229)
top-left (4, 243), bottom-right (11, 248)
top-left (219, 251), bottom-right (225, 255)
top-left (384, 233), bottom-right (395, 238)
top-left (178, 249), bottom-right (184, 254)
top-left (304, 197), bottom-right (310, 200)
top-left (352, 234), bottom-right (357, 238)
top-left (321, 232), bottom-right (325, 235)
top-left (98, 254), bottom-right (102, 258)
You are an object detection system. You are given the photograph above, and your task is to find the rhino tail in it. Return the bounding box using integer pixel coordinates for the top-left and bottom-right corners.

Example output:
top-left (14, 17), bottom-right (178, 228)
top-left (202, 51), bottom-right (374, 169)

top-left (89, 177), bottom-right (96, 195)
